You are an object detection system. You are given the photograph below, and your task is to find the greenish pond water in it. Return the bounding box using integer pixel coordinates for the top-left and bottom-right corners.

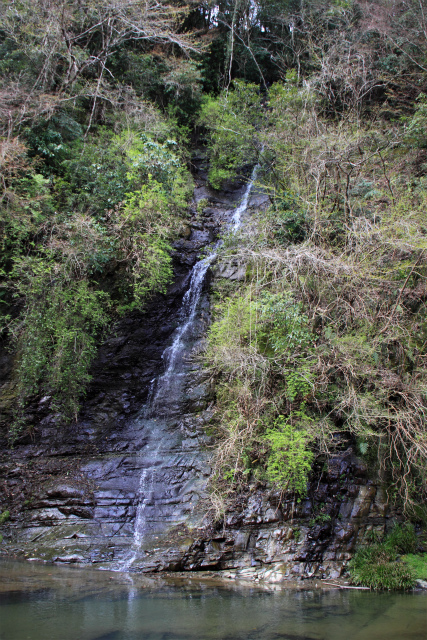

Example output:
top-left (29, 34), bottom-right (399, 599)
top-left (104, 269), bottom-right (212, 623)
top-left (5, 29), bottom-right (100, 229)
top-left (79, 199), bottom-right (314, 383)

top-left (0, 560), bottom-right (426, 640)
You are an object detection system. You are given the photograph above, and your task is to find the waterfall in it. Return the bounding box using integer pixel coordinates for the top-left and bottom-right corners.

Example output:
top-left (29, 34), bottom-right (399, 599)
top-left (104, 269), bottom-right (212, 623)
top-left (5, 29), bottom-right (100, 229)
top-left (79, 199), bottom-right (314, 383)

top-left (231, 163), bottom-right (260, 231)
top-left (148, 252), bottom-right (217, 415)
top-left (119, 168), bottom-right (259, 571)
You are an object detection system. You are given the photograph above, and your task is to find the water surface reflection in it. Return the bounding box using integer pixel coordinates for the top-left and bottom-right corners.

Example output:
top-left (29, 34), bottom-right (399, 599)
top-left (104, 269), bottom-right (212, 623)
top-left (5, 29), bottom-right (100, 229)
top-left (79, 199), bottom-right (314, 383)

top-left (0, 560), bottom-right (426, 640)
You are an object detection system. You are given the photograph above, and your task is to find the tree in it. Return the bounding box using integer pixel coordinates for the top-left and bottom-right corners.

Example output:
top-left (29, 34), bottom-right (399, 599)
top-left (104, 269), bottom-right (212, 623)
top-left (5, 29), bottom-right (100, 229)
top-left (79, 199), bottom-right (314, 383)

top-left (0, 0), bottom-right (199, 134)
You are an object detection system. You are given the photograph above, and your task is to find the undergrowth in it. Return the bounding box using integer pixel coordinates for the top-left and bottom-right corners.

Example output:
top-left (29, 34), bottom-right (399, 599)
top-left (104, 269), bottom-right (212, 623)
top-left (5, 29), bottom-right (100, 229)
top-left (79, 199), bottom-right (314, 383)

top-left (348, 523), bottom-right (419, 590)
top-left (202, 75), bottom-right (427, 521)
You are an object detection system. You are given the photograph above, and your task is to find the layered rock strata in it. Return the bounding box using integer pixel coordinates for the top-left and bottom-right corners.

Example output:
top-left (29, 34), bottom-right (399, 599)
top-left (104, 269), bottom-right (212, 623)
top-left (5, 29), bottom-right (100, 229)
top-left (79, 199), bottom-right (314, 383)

top-left (0, 157), bottom-right (391, 581)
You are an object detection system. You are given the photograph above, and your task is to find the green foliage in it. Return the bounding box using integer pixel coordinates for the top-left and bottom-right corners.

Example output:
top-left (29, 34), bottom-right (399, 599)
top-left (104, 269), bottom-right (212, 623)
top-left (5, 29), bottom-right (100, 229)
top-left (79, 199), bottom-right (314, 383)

top-left (197, 198), bottom-right (209, 215)
top-left (309, 513), bottom-right (332, 526)
top-left (58, 132), bottom-right (129, 218)
top-left (349, 523), bottom-right (419, 590)
top-left (0, 510), bottom-right (10, 524)
top-left (208, 294), bottom-right (254, 352)
top-left (24, 112), bottom-right (83, 167)
top-left (10, 262), bottom-right (110, 430)
top-left (163, 60), bottom-right (203, 125)
top-left (0, 140), bottom-right (54, 269)
top-left (205, 284), bottom-right (318, 505)
top-left (403, 553), bottom-right (427, 580)
top-left (1, 114), bottom-right (192, 434)
top-left (264, 412), bottom-right (314, 496)
top-left (385, 523), bottom-right (418, 555)
top-left (258, 292), bottom-right (313, 356)
top-left (404, 94), bottom-right (427, 148)
top-left (263, 191), bottom-right (309, 244)
top-left (124, 133), bottom-right (184, 190)
top-left (58, 120), bottom-right (191, 221)
top-left (199, 81), bottom-right (263, 188)
top-left (257, 292), bottom-right (314, 401)
top-left (349, 544), bottom-right (416, 590)
top-left (117, 180), bottom-right (180, 307)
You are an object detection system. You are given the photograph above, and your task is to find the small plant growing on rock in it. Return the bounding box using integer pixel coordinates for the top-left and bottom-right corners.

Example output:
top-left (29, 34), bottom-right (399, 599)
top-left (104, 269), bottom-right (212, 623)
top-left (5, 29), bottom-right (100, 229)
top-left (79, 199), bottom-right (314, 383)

top-left (197, 197), bottom-right (208, 214)
top-left (264, 412), bottom-right (313, 496)
top-left (0, 510), bottom-right (10, 544)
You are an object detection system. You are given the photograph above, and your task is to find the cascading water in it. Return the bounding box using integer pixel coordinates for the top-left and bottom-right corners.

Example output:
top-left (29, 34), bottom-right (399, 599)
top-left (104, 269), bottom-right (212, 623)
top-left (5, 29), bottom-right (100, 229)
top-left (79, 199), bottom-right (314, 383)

top-left (149, 161), bottom-right (261, 414)
top-left (231, 163), bottom-right (260, 231)
top-left (148, 252), bottom-right (217, 416)
top-left (119, 167), bottom-right (259, 571)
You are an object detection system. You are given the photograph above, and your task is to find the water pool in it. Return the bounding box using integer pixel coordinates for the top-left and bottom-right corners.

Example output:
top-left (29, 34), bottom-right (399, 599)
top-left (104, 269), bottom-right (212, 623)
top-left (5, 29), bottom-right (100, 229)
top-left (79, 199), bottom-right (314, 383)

top-left (0, 560), bottom-right (426, 640)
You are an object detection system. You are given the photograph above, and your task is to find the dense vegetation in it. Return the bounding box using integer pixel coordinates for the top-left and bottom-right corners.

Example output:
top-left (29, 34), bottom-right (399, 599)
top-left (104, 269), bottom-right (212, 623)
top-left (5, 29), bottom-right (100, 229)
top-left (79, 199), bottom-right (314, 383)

top-left (348, 523), bottom-right (420, 589)
top-left (1, 1), bottom-right (427, 557)
top-left (198, 2), bottom-right (427, 528)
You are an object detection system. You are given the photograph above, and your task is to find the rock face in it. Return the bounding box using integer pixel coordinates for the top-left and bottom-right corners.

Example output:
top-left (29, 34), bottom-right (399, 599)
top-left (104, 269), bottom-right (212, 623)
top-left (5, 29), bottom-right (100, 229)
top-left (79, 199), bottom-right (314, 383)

top-left (0, 156), bottom-right (392, 582)
top-left (177, 450), bottom-right (389, 582)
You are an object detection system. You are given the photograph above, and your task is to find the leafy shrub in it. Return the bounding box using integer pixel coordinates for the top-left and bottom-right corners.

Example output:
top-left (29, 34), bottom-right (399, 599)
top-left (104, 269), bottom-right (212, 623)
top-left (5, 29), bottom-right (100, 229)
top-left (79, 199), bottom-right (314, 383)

top-left (257, 292), bottom-right (313, 356)
top-left (257, 292), bottom-right (314, 402)
top-left (10, 262), bottom-right (110, 429)
top-left (274, 209), bottom-right (309, 244)
top-left (199, 81), bottom-right (263, 188)
top-left (0, 140), bottom-right (54, 268)
top-left (264, 192), bottom-right (309, 244)
top-left (209, 294), bottom-right (254, 351)
top-left (405, 93), bottom-right (427, 148)
top-left (58, 131), bottom-right (130, 218)
top-left (264, 412), bottom-right (314, 496)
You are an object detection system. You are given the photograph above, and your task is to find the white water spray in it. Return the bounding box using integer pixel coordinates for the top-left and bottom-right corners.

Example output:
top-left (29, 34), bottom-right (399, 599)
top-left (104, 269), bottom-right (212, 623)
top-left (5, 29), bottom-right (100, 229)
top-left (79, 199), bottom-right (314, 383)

top-left (231, 162), bottom-right (260, 231)
top-left (120, 167), bottom-right (259, 570)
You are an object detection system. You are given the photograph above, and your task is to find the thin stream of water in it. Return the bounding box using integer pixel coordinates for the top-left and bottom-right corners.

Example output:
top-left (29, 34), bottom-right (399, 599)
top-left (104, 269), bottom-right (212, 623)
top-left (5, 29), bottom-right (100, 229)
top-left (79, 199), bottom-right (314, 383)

top-left (118, 170), bottom-right (259, 569)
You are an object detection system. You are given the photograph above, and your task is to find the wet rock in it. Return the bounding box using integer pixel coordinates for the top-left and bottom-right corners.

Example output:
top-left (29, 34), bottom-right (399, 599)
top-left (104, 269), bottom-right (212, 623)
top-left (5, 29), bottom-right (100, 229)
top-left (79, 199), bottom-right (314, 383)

top-left (234, 531), bottom-right (250, 551)
top-left (213, 261), bottom-right (247, 281)
top-left (351, 486), bottom-right (376, 519)
top-left (334, 524), bottom-right (356, 542)
top-left (45, 483), bottom-right (85, 499)
top-left (30, 508), bottom-right (67, 523)
top-left (53, 554), bottom-right (85, 563)
top-left (0, 160), bottom-right (394, 584)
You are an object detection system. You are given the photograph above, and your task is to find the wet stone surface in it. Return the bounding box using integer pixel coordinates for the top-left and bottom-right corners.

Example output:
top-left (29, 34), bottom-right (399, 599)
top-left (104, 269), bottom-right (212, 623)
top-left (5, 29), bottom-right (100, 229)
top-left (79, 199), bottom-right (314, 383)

top-left (0, 157), bottom-right (392, 582)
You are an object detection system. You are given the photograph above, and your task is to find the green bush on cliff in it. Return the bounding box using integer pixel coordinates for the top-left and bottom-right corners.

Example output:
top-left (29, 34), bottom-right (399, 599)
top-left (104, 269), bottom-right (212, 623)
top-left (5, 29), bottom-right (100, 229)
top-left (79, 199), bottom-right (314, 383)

top-left (198, 81), bottom-right (263, 189)
top-left (264, 413), bottom-right (314, 496)
top-left (0, 510), bottom-right (10, 543)
top-left (201, 71), bottom-right (427, 518)
top-left (10, 266), bottom-right (110, 427)
top-left (1, 116), bottom-right (192, 438)
top-left (205, 285), bottom-right (319, 506)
